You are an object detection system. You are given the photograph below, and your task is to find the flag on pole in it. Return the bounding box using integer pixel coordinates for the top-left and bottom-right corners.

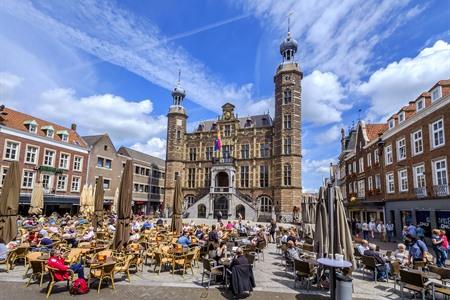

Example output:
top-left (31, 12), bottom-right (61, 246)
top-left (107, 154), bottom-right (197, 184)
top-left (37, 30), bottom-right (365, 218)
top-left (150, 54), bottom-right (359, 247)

top-left (214, 130), bottom-right (222, 152)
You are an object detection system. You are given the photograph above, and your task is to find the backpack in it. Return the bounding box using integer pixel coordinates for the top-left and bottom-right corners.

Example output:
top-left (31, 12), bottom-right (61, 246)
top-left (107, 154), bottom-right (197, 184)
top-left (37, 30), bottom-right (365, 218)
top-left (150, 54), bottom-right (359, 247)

top-left (70, 278), bottom-right (89, 295)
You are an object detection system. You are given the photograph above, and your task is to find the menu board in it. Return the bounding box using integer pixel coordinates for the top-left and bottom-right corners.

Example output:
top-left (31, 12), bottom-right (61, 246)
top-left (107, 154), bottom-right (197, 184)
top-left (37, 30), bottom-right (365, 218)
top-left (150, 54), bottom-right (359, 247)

top-left (436, 211), bottom-right (450, 240)
top-left (415, 210), bottom-right (431, 237)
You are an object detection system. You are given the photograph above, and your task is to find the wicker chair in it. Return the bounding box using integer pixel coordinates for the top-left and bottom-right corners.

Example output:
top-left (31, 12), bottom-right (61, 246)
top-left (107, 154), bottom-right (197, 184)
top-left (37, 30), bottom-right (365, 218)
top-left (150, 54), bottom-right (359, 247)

top-left (88, 262), bottom-right (116, 293)
top-left (26, 260), bottom-right (47, 287)
top-left (172, 252), bottom-right (195, 276)
top-left (114, 255), bottom-right (133, 282)
top-left (153, 251), bottom-right (171, 275)
top-left (201, 258), bottom-right (224, 290)
top-left (11, 246), bottom-right (29, 267)
top-left (293, 259), bottom-right (317, 289)
top-left (390, 260), bottom-right (401, 292)
top-left (0, 251), bottom-right (14, 272)
top-left (24, 252), bottom-right (43, 277)
top-left (46, 266), bottom-right (74, 298)
top-left (361, 255), bottom-right (383, 282)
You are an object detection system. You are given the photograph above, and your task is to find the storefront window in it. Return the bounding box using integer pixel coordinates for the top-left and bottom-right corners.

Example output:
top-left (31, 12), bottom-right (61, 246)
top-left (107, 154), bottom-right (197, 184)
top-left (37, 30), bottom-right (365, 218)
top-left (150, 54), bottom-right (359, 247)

top-left (400, 210), bottom-right (413, 229)
top-left (415, 211), bottom-right (431, 237)
top-left (436, 211), bottom-right (450, 240)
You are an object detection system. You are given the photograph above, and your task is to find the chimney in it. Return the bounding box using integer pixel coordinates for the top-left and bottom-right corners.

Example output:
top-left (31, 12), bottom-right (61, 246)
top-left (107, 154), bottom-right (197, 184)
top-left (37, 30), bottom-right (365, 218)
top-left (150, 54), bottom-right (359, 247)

top-left (71, 123), bottom-right (77, 131)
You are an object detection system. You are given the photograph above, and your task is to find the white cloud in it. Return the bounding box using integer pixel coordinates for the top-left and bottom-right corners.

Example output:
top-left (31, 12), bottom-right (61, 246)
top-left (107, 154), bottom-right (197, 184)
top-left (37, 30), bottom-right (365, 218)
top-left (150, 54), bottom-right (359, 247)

top-left (303, 157), bottom-right (336, 175)
top-left (314, 124), bottom-right (343, 144)
top-left (302, 70), bottom-right (349, 125)
top-left (131, 138), bottom-right (167, 159)
top-left (359, 40), bottom-right (450, 119)
top-left (239, 0), bottom-right (420, 80)
top-left (34, 88), bottom-right (167, 146)
top-left (0, 1), bottom-right (265, 115)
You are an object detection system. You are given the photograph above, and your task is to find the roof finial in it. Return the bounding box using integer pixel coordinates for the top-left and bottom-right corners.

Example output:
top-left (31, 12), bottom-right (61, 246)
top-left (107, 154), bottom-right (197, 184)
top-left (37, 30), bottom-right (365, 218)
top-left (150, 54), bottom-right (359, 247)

top-left (288, 11), bottom-right (293, 34)
top-left (178, 69), bottom-right (181, 84)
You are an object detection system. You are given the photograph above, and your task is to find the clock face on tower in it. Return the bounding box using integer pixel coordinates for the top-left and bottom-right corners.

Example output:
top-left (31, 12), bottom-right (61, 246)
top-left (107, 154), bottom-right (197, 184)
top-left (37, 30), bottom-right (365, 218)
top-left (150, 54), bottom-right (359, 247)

top-left (224, 111), bottom-right (231, 120)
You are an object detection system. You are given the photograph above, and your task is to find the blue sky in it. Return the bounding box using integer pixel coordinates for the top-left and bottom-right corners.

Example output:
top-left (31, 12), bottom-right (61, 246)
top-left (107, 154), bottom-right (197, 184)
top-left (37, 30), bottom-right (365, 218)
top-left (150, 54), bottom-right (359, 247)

top-left (0, 0), bottom-right (449, 191)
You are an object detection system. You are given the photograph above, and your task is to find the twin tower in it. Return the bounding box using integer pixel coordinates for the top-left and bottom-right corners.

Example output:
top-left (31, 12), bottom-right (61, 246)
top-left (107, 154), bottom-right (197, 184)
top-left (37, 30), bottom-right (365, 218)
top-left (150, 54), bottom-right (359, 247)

top-left (164, 30), bottom-right (302, 222)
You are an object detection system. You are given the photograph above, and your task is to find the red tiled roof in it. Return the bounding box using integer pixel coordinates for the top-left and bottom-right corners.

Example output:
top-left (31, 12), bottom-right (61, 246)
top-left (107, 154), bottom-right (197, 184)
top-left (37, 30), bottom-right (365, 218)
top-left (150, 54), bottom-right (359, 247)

top-left (366, 123), bottom-right (388, 141)
top-left (0, 107), bottom-right (87, 148)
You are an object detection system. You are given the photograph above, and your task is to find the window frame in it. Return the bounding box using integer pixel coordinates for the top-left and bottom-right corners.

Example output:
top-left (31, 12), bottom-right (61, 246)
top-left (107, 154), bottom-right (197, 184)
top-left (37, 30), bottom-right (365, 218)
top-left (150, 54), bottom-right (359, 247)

top-left (21, 169), bottom-right (35, 189)
top-left (3, 139), bottom-right (21, 161)
top-left (413, 164), bottom-right (426, 189)
top-left (398, 169), bottom-right (408, 192)
top-left (43, 148), bottom-right (56, 167)
top-left (71, 175), bottom-right (81, 192)
top-left (396, 138), bottom-right (407, 161)
top-left (59, 152), bottom-right (71, 170)
top-left (73, 155), bottom-right (83, 172)
top-left (386, 172), bottom-right (395, 194)
top-left (411, 129), bottom-right (423, 156)
top-left (56, 174), bottom-right (68, 191)
top-left (25, 144), bottom-right (39, 165)
top-left (430, 118), bottom-right (445, 149)
top-left (432, 158), bottom-right (448, 186)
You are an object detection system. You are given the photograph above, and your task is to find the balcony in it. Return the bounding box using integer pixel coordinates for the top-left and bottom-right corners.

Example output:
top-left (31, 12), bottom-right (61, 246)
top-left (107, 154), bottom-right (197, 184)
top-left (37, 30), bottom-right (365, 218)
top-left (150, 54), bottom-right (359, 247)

top-left (433, 185), bottom-right (449, 197)
top-left (212, 157), bottom-right (234, 165)
top-left (414, 187), bottom-right (427, 198)
top-left (210, 187), bottom-right (235, 194)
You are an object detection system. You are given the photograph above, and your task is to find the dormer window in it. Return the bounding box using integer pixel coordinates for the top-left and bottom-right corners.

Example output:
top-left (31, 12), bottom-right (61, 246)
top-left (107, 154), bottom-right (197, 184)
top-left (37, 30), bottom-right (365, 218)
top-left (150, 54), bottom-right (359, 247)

top-left (211, 123), bottom-right (217, 131)
top-left (42, 125), bottom-right (55, 138)
top-left (416, 98), bottom-right (425, 111)
top-left (244, 118), bottom-right (253, 128)
top-left (388, 119), bottom-right (395, 129)
top-left (262, 117), bottom-right (269, 126)
top-left (23, 120), bottom-right (38, 133)
top-left (398, 112), bottom-right (405, 123)
top-left (57, 130), bottom-right (69, 142)
top-left (431, 86), bottom-right (442, 102)
top-left (197, 123), bottom-right (204, 132)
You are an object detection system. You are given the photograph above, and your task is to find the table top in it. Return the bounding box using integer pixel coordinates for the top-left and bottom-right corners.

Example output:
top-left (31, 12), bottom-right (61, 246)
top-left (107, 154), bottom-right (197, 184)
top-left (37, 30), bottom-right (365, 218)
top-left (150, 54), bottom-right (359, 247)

top-left (407, 269), bottom-right (441, 280)
top-left (317, 258), bottom-right (352, 268)
top-left (219, 258), bottom-right (232, 266)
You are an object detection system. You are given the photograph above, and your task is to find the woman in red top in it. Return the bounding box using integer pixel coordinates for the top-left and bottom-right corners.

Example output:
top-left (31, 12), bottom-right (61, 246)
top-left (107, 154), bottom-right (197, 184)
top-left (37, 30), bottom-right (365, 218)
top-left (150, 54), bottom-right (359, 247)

top-left (47, 250), bottom-right (84, 280)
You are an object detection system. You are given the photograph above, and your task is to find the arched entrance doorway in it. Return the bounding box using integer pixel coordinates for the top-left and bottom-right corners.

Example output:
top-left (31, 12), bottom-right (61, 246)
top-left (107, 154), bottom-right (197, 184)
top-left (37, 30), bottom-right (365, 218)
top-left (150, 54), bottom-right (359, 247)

top-left (236, 204), bottom-right (245, 220)
top-left (216, 172), bottom-right (229, 187)
top-left (197, 204), bottom-right (206, 218)
top-left (214, 196), bottom-right (228, 219)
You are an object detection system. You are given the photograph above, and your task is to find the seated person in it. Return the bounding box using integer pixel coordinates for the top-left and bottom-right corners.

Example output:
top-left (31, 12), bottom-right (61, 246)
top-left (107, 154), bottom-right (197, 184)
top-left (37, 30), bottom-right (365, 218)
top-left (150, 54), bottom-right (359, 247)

top-left (0, 239), bottom-right (7, 261)
top-left (79, 227), bottom-right (95, 242)
top-left (357, 240), bottom-right (369, 255)
top-left (391, 243), bottom-right (409, 265)
top-left (215, 241), bottom-right (227, 261)
top-left (230, 247), bottom-right (249, 269)
top-left (47, 249), bottom-right (84, 280)
top-left (363, 244), bottom-right (389, 281)
top-left (286, 230), bottom-right (297, 245)
top-left (129, 230), bottom-right (141, 242)
top-left (177, 231), bottom-right (191, 247)
top-left (226, 221), bottom-right (234, 230)
top-left (38, 233), bottom-right (54, 248)
top-left (286, 240), bottom-right (300, 260)
top-left (156, 218), bottom-right (163, 226)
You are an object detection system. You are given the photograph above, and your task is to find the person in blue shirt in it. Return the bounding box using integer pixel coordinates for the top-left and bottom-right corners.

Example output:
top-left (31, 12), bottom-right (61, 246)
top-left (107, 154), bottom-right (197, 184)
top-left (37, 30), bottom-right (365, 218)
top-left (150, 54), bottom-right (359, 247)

top-left (407, 224), bottom-right (417, 238)
top-left (0, 239), bottom-right (8, 261)
top-left (177, 231), bottom-right (191, 247)
top-left (407, 234), bottom-right (428, 265)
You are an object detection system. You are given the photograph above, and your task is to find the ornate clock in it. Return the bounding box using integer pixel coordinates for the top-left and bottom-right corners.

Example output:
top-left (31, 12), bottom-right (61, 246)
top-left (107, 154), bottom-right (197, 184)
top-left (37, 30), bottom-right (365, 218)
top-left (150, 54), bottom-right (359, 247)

top-left (224, 111), bottom-right (232, 120)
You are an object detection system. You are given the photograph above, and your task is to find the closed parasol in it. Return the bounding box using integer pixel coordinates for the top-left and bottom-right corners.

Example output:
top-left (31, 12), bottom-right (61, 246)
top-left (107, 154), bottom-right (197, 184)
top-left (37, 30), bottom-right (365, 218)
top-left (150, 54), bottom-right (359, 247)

top-left (0, 161), bottom-right (20, 243)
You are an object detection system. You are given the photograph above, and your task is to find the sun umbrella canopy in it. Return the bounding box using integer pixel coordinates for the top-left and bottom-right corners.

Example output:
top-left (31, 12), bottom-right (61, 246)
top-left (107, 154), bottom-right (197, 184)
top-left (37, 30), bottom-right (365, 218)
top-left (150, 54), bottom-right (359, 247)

top-left (313, 186), bottom-right (329, 258)
top-left (28, 182), bottom-right (44, 215)
top-left (0, 161), bottom-right (20, 243)
top-left (112, 160), bottom-right (133, 250)
top-left (111, 187), bottom-right (119, 215)
top-left (93, 176), bottom-right (105, 229)
top-left (171, 174), bottom-right (183, 235)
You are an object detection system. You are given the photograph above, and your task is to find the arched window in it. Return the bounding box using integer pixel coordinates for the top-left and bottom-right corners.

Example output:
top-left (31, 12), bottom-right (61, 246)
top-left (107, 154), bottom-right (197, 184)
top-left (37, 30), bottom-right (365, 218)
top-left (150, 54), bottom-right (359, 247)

top-left (258, 196), bottom-right (273, 213)
top-left (184, 195), bottom-right (195, 209)
top-left (198, 204), bottom-right (206, 218)
top-left (284, 164), bottom-right (292, 186)
top-left (283, 89), bottom-right (292, 104)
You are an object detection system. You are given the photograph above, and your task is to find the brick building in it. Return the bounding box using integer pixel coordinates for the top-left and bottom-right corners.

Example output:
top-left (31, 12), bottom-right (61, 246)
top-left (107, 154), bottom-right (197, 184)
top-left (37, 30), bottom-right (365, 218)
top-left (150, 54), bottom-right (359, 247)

top-left (164, 30), bottom-right (303, 221)
top-left (0, 106), bottom-right (89, 215)
top-left (338, 80), bottom-right (450, 238)
top-left (83, 134), bottom-right (166, 216)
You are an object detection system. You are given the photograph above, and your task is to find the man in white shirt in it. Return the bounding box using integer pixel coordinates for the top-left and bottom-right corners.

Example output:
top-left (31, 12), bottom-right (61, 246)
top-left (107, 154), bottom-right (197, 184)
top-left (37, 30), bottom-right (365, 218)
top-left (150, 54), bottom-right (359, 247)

top-left (368, 220), bottom-right (376, 239)
top-left (357, 240), bottom-right (369, 255)
top-left (386, 221), bottom-right (395, 242)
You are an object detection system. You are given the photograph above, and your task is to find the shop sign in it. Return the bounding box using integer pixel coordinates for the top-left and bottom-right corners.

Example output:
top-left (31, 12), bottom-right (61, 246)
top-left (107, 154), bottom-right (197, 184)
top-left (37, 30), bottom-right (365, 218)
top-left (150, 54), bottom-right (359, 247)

top-left (38, 166), bottom-right (65, 174)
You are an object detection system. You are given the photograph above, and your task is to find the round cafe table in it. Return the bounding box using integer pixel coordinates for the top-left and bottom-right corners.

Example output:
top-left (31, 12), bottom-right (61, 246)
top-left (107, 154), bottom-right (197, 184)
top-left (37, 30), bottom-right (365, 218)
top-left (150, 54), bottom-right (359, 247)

top-left (317, 258), bottom-right (352, 300)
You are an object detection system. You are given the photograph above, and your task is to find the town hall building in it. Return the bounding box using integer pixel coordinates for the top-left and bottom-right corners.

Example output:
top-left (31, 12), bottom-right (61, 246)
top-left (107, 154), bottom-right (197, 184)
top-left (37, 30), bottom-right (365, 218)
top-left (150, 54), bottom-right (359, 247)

top-left (164, 30), bottom-right (303, 222)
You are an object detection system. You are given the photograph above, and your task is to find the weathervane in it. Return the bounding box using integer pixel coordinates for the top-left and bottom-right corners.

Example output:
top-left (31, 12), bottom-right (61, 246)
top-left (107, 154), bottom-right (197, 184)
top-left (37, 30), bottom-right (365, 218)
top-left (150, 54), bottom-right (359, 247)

top-left (178, 69), bottom-right (181, 84)
top-left (288, 11), bottom-right (293, 33)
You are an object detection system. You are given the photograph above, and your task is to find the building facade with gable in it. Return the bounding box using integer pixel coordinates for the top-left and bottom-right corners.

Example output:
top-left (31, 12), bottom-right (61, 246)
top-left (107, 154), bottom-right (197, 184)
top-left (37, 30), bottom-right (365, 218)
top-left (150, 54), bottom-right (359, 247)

top-left (164, 30), bottom-right (303, 222)
top-left (338, 80), bottom-right (450, 238)
top-left (0, 106), bottom-right (89, 215)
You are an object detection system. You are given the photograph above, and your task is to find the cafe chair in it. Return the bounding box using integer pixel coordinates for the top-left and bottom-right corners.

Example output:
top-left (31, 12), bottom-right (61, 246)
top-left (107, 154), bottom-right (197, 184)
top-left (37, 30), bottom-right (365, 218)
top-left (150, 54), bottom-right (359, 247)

top-left (399, 269), bottom-right (432, 300)
top-left (0, 251), bottom-right (15, 272)
top-left (361, 255), bottom-right (383, 282)
top-left (88, 262), bottom-right (116, 293)
top-left (432, 281), bottom-right (450, 299)
top-left (46, 266), bottom-right (74, 299)
top-left (172, 252), bottom-right (195, 276)
top-left (293, 259), bottom-right (317, 290)
top-left (114, 254), bottom-right (133, 282)
top-left (11, 246), bottom-right (29, 267)
top-left (153, 251), bottom-right (171, 275)
top-left (26, 260), bottom-right (47, 287)
top-left (201, 258), bottom-right (224, 290)
top-left (428, 265), bottom-right (450, 286)
top-left (389, 260), bottom-right (401, 292)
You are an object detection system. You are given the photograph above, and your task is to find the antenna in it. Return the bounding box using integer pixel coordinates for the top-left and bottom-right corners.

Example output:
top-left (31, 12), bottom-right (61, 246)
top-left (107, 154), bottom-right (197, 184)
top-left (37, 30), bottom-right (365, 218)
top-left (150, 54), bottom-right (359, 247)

top-left (177, 69), bottom-right (181, 84)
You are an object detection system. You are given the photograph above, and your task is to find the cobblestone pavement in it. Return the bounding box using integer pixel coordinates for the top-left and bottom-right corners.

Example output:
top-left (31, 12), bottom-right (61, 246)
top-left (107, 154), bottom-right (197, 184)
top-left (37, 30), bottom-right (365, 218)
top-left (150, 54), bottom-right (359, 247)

top-left (0, 243), bottom-right (408, 300)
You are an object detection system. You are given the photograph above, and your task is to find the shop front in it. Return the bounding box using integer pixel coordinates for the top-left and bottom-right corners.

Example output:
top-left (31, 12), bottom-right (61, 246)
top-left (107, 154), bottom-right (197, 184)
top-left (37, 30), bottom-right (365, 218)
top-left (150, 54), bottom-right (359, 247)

top-left (19, 194), bottom-right (80, 216)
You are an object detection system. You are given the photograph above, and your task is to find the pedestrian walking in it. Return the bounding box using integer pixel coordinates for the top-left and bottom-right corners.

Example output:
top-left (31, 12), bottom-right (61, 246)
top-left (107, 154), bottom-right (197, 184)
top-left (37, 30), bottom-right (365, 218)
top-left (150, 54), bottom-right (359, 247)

top-left (369, 219), bottom-right (376, 240)
top-left (386, 220), bottom-right (395, 242)
top-left (362, 221), bottom-right (369, 240)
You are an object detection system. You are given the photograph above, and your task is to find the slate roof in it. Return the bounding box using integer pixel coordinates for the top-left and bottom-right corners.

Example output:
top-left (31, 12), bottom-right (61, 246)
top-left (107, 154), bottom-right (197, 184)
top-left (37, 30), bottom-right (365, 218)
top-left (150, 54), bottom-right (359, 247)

top-left (118, 147), bottom-right (165, 168)
top-left (196, 114), bottom-right (273, 132)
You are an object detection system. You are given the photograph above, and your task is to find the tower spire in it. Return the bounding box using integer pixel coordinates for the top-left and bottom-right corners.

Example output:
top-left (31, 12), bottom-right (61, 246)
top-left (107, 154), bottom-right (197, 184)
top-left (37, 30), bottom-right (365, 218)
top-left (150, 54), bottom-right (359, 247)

top-left (178, 69), bottom-right (181, 85)
top-left (288, 11), bottom-right (293, 33)
top-left (280, 13), bottom-right (297, 62)
top-left (171, 69), bottom-right (186, 106)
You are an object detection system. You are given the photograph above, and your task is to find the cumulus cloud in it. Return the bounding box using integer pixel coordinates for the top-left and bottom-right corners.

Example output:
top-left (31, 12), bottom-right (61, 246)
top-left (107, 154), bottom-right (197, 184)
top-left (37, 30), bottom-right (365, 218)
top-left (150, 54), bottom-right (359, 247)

top-left (239, 0), bottom-right (421, 80)
top-left (302, 71), bottom-right (349, 125)
top-left (303, 157), bottom-right (336, 175)
top-left (35, 88), bottom-right (166, 146)
top-left (314, 124), bottom-right (343, 145)
top-left (359, 40), bottom-right (450, 119)
top-left (131, 138), bottom-right (167, 159)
